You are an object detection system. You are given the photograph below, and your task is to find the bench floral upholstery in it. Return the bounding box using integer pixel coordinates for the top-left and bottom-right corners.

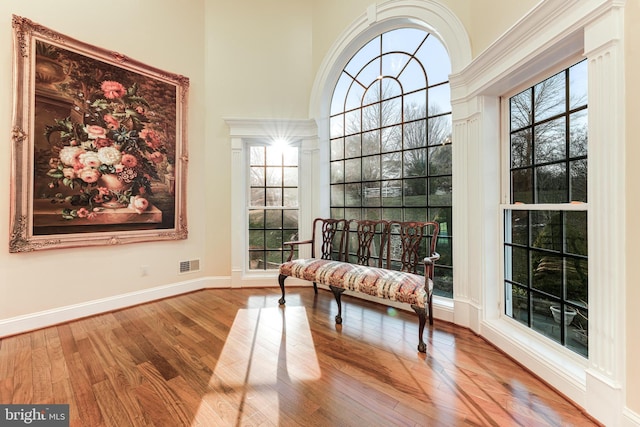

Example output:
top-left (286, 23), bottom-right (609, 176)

top-left (278, 218), bottom-right (439, 353)
top-left (279, 259), bottom-right (431, 307)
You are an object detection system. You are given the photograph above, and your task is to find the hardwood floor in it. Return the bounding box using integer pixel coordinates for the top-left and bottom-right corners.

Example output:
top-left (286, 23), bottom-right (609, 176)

top-left (0, 287), bottom-right (600, 426)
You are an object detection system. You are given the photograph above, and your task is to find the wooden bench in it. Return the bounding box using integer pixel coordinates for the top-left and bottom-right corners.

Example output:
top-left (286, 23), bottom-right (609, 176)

top-left (278, 218), bottom-right (440, 353)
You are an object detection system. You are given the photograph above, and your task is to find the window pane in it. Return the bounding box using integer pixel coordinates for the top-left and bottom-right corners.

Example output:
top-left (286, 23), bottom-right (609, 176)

top-left (429, 145), bottom-right (452, 175)
top-left (398, 58), bottom-right (427, 93)
top-left (509, 210), bottom-right (528, 246)
top-left (362, 155), bottom-right (380, 181)
top-left (429, 83), bottom-right (451, 115)
top-left (569, 60), bottom-right (588, 110)
top-left (265, 210), bottom-right (282, 229)
top-left (404, 120), bottom-right (426, 148)
top-left (382, 180), bottom-right (402, 206)
top-left (251, 188), bottom-right (265, 206)
top-left (283, 167), bottom-right (298, 186)
top-left (331, 138), bottom-right (344, 160)
top-left (362, 130), bottom-right (380, 155)
top-left (331, 184), bottom-right (345, 206)
top-left (511, 129), bottom-right (532, 168)
top-left (404, 178), bottom-right (426, 206)
top-left (404, 90), bottom-right (427, 120)
top-left (565, 211), bottom-right (587, 256)
top-left (429, 207), bottom-right (452, 237)
top-left (250, 146), bottom-right (265, 165)
top-left (363, 182), bottom-right (381, 207)
top-left (283, 188), bottom-right (298, 207)
top-left (569, 109), bottom-right (588, 157)
top-left (532, 251), bottom-right (562, 297)
top-left (265, 188), bottom-right (282, 206)
top-left (534, 72), bottom-right (566, 122)
top-left (250, 167), bottom-right (265, 186)
top-left (382, 98), bottom-right (402, 126)
top-left (381, 126), bottom-right (402, 152)
top-left (331, 161), bottom-right (344, 184)
top-left (416, 35), bottom-right (451, 85)
top-left (428, 115), bottom-right (452, 147)
top-left (265, 167), bottom-right (282, 186)
top-left (344, 158), bottom-right (361, 182)
top-left (404, 149), bottom-right (427, 177)
top-left (381, 153), bottom-right (401, 179)
top-left (570, 159), bottom-right (587, 202)
top-left (511, 246), bottom-right (529, 285)
top-left (511, 88), bottom-right (532, 131)
top-left (534, 117), bottom-right (566, 164)
top-left (428, 176), bottom-right (452, 206)
top-left (511, 169), bottom-right (532, 204)
top-left (345, 183), bottom-right (362, 206)
top-left (345, 134), bottom-right (361, 158)
top-left (535, 163), bottom-right (567, 203)
top-left (531, 211), bottom-right (562, 251)
top-left (283, 209), bottom-right (298, 229)
top-left (249, 210), bottom-right (264, 229)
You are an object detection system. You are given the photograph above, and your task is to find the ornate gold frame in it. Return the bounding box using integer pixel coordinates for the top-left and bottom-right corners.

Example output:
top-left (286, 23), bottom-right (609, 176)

top-left (10, 16), bottom-right (189, 252)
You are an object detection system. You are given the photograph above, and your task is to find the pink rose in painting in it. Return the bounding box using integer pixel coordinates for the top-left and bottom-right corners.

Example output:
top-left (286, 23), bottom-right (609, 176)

top-left (101, 80), bottom-right (126, 99)
top-left (78, 167), bottom-right (101, 183)
top-left (139, 129), bottom-right (161, 150)
top-left (128, 195), bottom-right (149, 214)
top-left (95, 138), bottom-right (113, 148)
top-left (86, 125), bottom-right (107, 139)
top-left (103, 114), bottom-right (119, 130)
top-left (121, 154), bottom-right (138, 168)
top-left (77, 208), bottom-right (89, 218)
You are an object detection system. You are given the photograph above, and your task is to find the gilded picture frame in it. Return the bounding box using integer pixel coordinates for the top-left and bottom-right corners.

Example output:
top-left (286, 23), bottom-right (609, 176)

top-left (9, 16), bottom-right (189, 252)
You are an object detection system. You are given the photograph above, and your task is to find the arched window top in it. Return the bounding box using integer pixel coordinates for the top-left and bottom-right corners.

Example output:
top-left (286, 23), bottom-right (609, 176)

top-left (330, 28), bottom-right (451, 116)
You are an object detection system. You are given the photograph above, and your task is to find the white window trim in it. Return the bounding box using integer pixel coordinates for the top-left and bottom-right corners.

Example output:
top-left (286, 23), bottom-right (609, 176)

top-left (451, 1), bottom-right (625, 425)
top-left (226, 118), bottom-right (318, 287)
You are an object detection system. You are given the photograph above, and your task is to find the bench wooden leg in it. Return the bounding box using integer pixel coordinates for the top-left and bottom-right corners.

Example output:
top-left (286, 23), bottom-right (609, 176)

top-left (328, 285), bottom-right (345, 324)
top-left (278, 274), bottom-right (287, 305)
top-left (428, 293), bottom-right (434, 325)
top-left (411, 305), bottom-right (427, 353)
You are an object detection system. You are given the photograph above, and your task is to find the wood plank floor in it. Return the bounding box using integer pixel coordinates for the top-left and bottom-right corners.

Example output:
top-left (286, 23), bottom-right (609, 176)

top-left (0, 287), bottom-right (600, 426)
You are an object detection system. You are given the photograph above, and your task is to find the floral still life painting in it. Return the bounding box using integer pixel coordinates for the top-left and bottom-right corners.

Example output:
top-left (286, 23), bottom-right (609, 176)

top-left (10, 16), bottom-right (189, 252)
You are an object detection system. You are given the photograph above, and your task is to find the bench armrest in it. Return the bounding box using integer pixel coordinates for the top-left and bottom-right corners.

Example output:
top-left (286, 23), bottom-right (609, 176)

top-left (283, 239), bottom-right (313, 261)
top-left (423, 252), bottom-right (440, 280)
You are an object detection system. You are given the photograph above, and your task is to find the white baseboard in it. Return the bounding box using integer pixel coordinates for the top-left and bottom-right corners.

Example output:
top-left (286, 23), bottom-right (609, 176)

top-left (0, 276), bottom-right (230, 338)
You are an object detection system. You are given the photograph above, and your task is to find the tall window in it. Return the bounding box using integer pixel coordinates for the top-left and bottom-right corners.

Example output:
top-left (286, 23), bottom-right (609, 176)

top-left (248, 143), bottom-right (299, 270)
top-left (329, 28), bottom-right (453, 297)
top-left (503, 60), bottom-right (588, 357)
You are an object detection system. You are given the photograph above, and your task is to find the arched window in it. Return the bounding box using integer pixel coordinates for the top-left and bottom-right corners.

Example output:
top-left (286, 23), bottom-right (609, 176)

top-left (329, 28), bottom-right (453, 297)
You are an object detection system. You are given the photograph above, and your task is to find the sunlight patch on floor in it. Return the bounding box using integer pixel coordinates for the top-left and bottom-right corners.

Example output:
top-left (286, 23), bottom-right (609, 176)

top-left (191, 306), bottom-right (321, 425)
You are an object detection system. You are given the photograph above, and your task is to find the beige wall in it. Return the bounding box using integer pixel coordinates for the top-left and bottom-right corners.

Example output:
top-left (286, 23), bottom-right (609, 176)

top-left (625, 0), bottom-right (640, 415)
top-left (204, 0), bottom-right (314, 276)
top-left (0, 0), bottom-right (207, 318)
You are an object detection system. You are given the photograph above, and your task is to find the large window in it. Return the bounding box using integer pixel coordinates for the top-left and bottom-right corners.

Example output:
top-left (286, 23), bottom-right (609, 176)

top-left (247, 143), bottom-right (299, 270)
top-left (329, 28), bottom-right (453, 297)
top-left (503, 60), bottom-right (588, 357)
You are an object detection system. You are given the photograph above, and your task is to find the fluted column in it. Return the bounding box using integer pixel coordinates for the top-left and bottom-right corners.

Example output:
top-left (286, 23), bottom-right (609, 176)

top-left (583, 3), bottom-right (625, 425)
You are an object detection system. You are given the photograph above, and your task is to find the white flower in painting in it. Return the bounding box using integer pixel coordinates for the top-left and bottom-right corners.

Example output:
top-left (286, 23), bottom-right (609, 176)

top-left (97, 146), bottom-right (122, 165)
top-left (79, 151), bottom-right (101, 168)
top-left (59, 146), bottom-right (83, 166)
